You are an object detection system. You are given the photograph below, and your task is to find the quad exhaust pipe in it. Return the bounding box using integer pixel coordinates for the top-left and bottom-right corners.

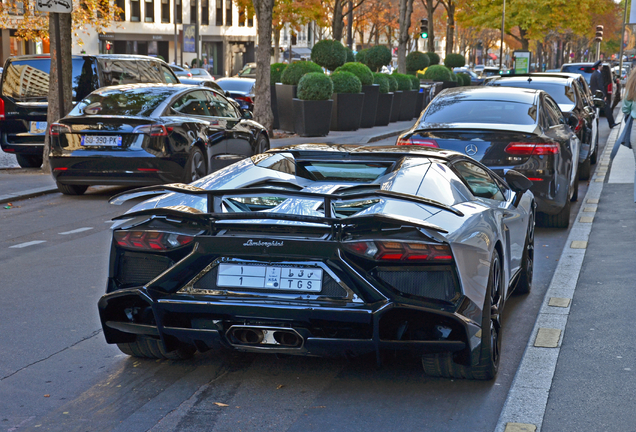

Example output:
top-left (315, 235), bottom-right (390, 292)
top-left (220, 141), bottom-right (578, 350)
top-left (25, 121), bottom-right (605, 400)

top-left (227, 326), bottom-right (303, 348)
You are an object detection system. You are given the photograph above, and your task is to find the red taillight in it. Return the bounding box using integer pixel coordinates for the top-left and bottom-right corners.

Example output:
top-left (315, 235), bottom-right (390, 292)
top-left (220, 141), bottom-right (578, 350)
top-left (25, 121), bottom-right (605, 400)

top-left (137, 168), bottom-right (159, 172)
top-left (0, 97), bottom-right (5, 120)
top-left (53, 167), bottom-right (68, 171)
top-left (133, 124), bottom-right (168, 136)
top-left (574, 118), bottom-right (584, 132)
top-left (235, 96), bottom-right (254, 104)
top-left (187, 72), bottom-right (192, 78)
top-left (342, 240), bottom-right (453, 262)
top-left (526, 177), bottom-right (543, 181)
top-left (50, 123), bottom-right (71, 136)
top-left (396, 136), bottom-right (439, 147)
top-left (113, 230), bottom-right (194, 251)
top-left (505, 142), bottom-right (560, 155)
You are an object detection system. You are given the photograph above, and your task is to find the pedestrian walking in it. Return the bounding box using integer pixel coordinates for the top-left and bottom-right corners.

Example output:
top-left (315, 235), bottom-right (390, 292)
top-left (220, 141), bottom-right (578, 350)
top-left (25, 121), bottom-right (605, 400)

top-left (610, 68), bottom-right (636, 203)
top-left (591, 62), bottom-right (617, 128)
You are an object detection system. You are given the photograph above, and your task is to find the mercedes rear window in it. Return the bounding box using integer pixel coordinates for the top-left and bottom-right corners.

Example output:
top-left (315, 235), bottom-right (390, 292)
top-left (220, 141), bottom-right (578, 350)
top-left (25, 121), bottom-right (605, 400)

top-left (490, 81), bottom-right (576, 105)
top-left (1, 58), bottom-right (92, 101)
top-left (422, 99), bottom-right (537, 125)
top-left (216, 80), bottom-right (254, 93)
top-left (561, 65), bottom-right (594, 83)
top-left (69, 86), bottom-right (174, 117)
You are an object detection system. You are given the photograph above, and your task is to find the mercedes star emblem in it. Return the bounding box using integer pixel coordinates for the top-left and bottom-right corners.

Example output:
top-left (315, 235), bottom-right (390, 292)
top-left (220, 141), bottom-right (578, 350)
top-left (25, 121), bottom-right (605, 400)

top-left (465, 144), bottom-right (478, 156)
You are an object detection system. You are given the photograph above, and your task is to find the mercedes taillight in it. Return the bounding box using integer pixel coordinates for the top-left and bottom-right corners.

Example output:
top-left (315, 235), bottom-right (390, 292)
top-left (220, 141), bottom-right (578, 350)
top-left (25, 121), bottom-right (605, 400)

top-left (504, 142), bottom-right (560, 155)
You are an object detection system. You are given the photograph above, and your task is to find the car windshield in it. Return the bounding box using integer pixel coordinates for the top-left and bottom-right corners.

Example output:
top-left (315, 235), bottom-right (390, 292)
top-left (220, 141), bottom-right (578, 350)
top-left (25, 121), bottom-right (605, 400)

top-left (422, 99), bottom-right (537, 125)
top-left (490, 81), bottom-right (575, 105)
top-left (1, 58), bottom-right (92, 102)
top-left (216, 80), bottom-right (254, 93)
top-left (69, 86), bottom-right (174, 117)
top-left (561, 65), bottom-right (595, 83)
top-left (191, 69), bottom-right (211, 77)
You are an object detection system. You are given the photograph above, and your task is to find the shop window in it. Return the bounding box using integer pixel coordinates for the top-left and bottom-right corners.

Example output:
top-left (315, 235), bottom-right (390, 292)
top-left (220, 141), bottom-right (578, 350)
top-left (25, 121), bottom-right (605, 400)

top-left (176, 0), bottom-right (182, 23)
top-left (145, 0), bottom-right (155, 22)
top-left (131, 0), bottom-right (141, 21)
top-left (9, 2), bottom-right (24, 15)
top-left (238, 7), bottom-right (245, 26)
top-left (190, 0), bottom-right (197, 23)
top-left (201, 0), bottom-right (209, 24)
top-left (247, 11), bottom-right (253, 27)
top-left (116, 0), bottom-right (125, 20)
top-left (215, 0), bottom-right (222, 25)
top-left (225, 0), bottom-right (231, 26)
top-left (161, 0), bottom-right (170, 23)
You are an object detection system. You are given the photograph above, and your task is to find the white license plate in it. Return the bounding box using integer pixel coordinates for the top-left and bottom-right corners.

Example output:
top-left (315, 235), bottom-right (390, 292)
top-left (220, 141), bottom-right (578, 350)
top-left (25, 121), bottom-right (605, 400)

top-left (81, 135), bottom-right (122, 146)
top-left (217, 263), bottom-right (323, 292)
top-left (30, 121), bottom-right (47, 134)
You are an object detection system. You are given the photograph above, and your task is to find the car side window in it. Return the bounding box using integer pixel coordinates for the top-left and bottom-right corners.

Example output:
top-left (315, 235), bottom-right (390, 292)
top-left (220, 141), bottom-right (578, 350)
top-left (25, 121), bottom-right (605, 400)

top-left (137, 60), bottom-right (164, 83)
top-left (161, 65), bottom-right (179, 84)
top-left (171, 90), bottom-right (210, 116)
top-left (545, 97), bottom-right (565, 125)
top-left (453, 161), bottom-right (504, 201)
top-left (207, 91), bottom-right (240, 119)
top-left (99, 60), bottom-right (141, 86)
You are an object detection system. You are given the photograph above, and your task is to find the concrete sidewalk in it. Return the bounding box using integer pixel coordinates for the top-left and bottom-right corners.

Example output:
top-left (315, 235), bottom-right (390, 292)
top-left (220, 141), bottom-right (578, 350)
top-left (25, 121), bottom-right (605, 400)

top-left (0, 121), bottom-right (410, 205)
top-left (497, 114), bottom-right (636, 432)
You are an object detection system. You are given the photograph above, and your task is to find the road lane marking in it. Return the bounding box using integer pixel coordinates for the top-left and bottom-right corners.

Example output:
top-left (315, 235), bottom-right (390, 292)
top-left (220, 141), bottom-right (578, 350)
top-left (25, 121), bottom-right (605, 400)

top-left (570, 240), bottom-right (588, 249)
top-left (534, 328), bottom-right (561, 348)
top-left (586, 198), bottom-right (599, 204)
top-left (548, 298), bottom-right (571, 308)
top-left (579, 216), bottom-right (594, 223)
top-left (505, 424), bottom-right (537, 432)
top-left (9, 240), bottom-right (46, 248)
top-left (59, 227), bottom-right (93, 235)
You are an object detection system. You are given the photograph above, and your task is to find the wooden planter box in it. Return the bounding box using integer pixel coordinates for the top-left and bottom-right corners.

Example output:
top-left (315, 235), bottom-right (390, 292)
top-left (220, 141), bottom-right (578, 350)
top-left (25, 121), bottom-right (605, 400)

top-left (375, 92), bottom-right (393, 126)
top-left (275, 83), bottom-right (297, 132)
top-left (330, 92), bottom-right (364, 131)
top-left (360, 84), bottom-right (380, 128)
top-left (414, 90), bottom-right (425, 119)
top-left (441, 81), bottom-right (458, 90)
top-left (399, 90), bottom-right (418, 121)
top-left (292, 99), bottom-right (333, 137)
top-left (390, 91), bottom-right (403, 122)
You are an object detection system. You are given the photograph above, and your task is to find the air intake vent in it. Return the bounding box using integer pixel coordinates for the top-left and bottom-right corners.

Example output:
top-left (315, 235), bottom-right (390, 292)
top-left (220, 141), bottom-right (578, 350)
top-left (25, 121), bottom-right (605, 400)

top-left (375, 267), bottom-right (458, 301)
top-left (118, 252), bottom-right (174, 286)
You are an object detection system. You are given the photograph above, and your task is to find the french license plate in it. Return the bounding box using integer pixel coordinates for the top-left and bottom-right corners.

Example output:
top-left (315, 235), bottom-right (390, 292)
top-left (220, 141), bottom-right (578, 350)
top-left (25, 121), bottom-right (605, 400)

top-left (30, 121), bottom-right (47, 134)
top-left (81, 135), bottom-right (122, 146)
top-left (217, 263), bottom-right (323, 292)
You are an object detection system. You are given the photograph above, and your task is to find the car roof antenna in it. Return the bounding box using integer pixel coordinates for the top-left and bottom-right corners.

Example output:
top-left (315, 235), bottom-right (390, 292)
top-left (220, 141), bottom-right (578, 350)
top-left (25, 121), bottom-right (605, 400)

top-left (527, 77), bottom-right (532, 82)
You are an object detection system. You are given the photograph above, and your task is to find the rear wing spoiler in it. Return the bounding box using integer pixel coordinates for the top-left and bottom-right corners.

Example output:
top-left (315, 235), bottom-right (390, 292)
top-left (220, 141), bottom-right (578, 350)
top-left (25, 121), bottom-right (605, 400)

top-left (109, 183), bottom-right (464, 234)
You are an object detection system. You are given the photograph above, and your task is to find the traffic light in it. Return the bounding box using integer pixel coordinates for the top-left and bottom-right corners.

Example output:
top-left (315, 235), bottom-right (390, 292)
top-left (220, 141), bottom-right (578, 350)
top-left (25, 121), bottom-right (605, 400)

top-left (420, 18), bottom-right (429, 39)
top-left (595, 25), bottom-right (603, 42)
top-left (106, 41), bottom-right (112, 51)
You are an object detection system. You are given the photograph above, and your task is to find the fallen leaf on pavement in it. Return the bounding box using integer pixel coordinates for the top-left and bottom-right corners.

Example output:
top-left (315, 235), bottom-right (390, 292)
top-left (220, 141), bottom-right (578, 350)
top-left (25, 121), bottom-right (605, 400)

top-left (44, 394), bottom-right (50, 397)
top-left (214, 402), bottom-right (229, 407)
top-left (276, 384), bottom-right (284, 389)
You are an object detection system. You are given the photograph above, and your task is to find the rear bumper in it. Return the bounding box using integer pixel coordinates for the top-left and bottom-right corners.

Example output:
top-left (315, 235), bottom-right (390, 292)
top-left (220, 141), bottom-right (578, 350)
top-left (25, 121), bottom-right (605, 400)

top-left (98, 287), bottom-right (480, 363)
top-left (0, 135), bottom-right (44, 155)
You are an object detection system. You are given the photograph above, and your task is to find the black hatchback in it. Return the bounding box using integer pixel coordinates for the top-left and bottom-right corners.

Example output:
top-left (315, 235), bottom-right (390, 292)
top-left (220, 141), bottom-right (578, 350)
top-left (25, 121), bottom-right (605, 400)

top-left (49, 84), bottom-right (269, 195)
top-left (0, 54), bottom-right (180, 168)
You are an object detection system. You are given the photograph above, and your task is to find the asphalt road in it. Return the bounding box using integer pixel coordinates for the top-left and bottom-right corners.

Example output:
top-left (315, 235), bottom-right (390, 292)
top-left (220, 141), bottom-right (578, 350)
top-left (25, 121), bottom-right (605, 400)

top-left (0, 122), bottom-right (612, 432)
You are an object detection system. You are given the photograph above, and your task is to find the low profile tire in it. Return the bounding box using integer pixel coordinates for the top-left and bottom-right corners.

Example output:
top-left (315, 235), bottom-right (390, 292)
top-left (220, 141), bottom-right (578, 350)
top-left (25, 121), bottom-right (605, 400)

top-left (515, 209), bottom-right (535, 295)
top-left (578, 157), bottom-right (591, 181)
top-left (256, 134), bottom-right (270, 154)
top-left (183, 147), bottom-right (206, 183)
top-left (422, 251), bottom-right (503, 380)
top-left (117, 337), bottom-right (195, 360)
top-left (56, 182), bottom-right (88, 196)
top-left (541, 198), bottom-right (571, 228)
top-left (590, 133), bottom-right (599, 165)
top-left (16, 154), bottom-right (43, 168)
top-left (571, 173), bottom-right (580, 202)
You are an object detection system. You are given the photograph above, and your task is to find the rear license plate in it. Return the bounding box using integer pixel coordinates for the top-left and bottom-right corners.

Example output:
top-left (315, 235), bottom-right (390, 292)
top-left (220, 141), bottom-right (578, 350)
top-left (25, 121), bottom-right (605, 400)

top-left (81, 135), bottom-right (122, 146)
top-left (30, 121), bottom-right (47, 134)
top-left (217, 263), bottom-right (323, 292)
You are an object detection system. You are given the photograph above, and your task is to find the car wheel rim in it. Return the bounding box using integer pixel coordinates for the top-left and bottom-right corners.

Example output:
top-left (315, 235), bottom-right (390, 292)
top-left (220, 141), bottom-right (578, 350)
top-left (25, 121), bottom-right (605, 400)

top-left (191, 151), bottom-right (205, 181)
top-left (527, 216), bottom-right (534, 283)
top-left (491, 256), bottom-right (502, 366)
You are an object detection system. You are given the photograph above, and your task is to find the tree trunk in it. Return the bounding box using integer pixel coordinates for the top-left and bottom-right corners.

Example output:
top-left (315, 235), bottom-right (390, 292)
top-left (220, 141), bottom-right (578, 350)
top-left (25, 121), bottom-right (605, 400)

top-left (332, 0), bottom-right (344, 42)
top-left (536, 41), bottom-right (543, 72)
top-left (397, 0), bottom-right (413, 73)
top-left (252, 0), bottom-right (274, 134)
top-left (274, 27), bottom-right (281, 63)
top-left (444, 0), bottom-right (455, 55)
top-left (43, 13), bottom-right (73, 174)
top-left (425, 0), bottom-right (436, 53)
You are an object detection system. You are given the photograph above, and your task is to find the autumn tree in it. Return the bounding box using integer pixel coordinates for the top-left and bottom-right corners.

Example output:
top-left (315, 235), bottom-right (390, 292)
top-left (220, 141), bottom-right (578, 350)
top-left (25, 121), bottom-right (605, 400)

top-left (397, 0), bottom-right (414, 73)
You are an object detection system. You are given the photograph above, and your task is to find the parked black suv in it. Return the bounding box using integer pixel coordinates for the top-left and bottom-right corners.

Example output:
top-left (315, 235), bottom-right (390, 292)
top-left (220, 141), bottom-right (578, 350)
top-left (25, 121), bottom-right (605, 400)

top-left (0, 54), bottom-right (179, 168)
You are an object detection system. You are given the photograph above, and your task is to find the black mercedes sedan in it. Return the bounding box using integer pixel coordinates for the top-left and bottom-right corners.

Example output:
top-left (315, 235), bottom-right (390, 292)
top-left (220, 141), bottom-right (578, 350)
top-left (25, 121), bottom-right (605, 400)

top-left (49, 84), bottom-right (269, 195)
top-left (396, 86), bottom-right (580, 228)
top-left (215, 77), bottom-right (255, 111)
top-left (485, 74), bottom-right (602, 180)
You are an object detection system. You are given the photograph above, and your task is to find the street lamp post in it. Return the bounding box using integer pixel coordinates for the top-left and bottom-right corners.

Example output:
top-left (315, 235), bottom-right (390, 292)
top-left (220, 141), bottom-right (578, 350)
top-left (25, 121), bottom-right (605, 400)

top-left (499, 0), bottom-right (505, 70)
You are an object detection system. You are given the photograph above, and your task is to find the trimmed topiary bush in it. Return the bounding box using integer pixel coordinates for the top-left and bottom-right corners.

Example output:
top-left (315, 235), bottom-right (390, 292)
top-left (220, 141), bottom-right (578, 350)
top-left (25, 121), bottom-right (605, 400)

top-left (311, 39), bottom-right (347, 71)
top-left (427, 52), bottom-right (440, 65)
top-left (270, 63), bottom-right (287, 85)
top-left (408, 74), bottom-right (420, 91)
top-left (406, 52), bottom-right (430, 75)
top-left (345, 47), bottom-right (355, 63)
top-left (355, 48), bottom-right (369, 64)
top-left (297, 72), bottom-right (333, 101)
top-left (373, 72), bottom-right (390, 94)
top-left (364, 45), bottom-right (392, 72)
top-left (334, 62), bottom-right (374, 86)
top-left (387, 74), bottom-right (398, 92)
top-left (330, 71), bottom-right (362, 94)
top-left (457, 72), bottom-right (470, 86)
top-left (444, 53), bottom-right (466, 68)
top-left (423, 64), bottom-right (452, 81)
top-left (392, 72), bottom-right (412, 91)
top-left (280, 61), bottom-right (323, 85)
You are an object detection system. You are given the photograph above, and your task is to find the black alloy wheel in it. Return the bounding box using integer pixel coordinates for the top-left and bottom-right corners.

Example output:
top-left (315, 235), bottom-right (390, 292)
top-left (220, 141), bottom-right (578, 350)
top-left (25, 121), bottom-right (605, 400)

top-left (184, 147), bottom-right (206, 183)
top-left (590, 132), bottom-right (599, 165)
top-left (540, 196), bottom-right (571, 228)
top-left (578, 157), bottom-right (591, 181)
top-left (422, 250), bottom-right (503, 380)
top-left (571, 172), bottom-right (580, 202)
top-left (515, 209), bottom-right (535, 294)
top-left (16, 154), bottom-right (43, 168)
top-left (256, 134), bottom-right (270, 154)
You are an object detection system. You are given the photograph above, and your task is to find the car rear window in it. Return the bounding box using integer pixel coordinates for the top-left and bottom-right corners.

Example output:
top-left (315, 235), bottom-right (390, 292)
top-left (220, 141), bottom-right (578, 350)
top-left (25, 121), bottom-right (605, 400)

top-left (422, 99), bottom-right (537, 125)
top-left (216, 80), bottom-right (254, 93)
top-left (490, 81), bottom-right (575, 105)
top-left (561, 65), bottom-right (595, 83)
top-left (69, 86), bottom-right (174, 117)
top-left (1, 58), bottom-right (92, 102)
